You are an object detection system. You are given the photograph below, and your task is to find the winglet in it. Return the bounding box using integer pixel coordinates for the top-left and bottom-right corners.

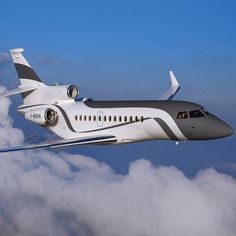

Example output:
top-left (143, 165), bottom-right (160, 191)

top-left (159, 71), bottom-right (181, 100)
top-left (169, 71), bottom-right (179, 88)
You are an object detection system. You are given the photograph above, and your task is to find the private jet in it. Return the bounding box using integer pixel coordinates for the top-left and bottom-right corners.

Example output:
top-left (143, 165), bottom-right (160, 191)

top-left (0, 48), bottom-right (233, 153)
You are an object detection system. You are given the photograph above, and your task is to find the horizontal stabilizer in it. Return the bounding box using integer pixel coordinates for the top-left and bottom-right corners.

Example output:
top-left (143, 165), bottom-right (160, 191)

top-left (0, 135), bottom-right (117, 153)
top-left (159, 71), bottom-right (180, 100)
top-left (0, 85), bottom-right (38, 98)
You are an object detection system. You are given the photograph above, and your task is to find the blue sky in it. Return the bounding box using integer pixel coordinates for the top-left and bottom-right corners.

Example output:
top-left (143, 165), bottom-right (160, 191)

top-left (0, 0), bottom-right (235, 176)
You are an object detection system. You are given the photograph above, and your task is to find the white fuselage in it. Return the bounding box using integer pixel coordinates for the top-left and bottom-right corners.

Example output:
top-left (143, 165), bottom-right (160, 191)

top-left (18, 100), bottom-right (187, 144)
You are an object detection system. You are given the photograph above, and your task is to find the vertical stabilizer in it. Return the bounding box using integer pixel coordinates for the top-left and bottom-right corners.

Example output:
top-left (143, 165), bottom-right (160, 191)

top-left (10, 48), bottom-right (42, 86)
top-left (10, 48), bottom-right (45, 105)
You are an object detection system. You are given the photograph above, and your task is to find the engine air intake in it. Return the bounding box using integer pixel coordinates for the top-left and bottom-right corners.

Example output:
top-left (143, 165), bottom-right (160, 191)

top-left (45, 109), bottom-right (57, 123)
top-left (67, 85), bottom-right (79, 99)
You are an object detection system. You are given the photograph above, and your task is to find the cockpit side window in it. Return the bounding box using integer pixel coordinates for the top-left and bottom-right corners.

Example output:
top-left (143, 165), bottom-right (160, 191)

top-left (201, 108), bottom-right (210, 116)
top-left (189, 110), bottom-right (204, 118)
top-left (177, 111), bottom-right (188, 119)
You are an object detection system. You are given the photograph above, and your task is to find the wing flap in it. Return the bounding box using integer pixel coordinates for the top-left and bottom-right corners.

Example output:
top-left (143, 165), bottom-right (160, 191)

top-left (0, 135), bottom-right (117, 153)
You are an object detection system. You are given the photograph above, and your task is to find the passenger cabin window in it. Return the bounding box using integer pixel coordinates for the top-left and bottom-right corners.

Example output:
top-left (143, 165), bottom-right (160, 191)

top-left (189, 110), bottom-right (204, 118)
top-left (177, 111), bottom-right (188, 119)
top-left (75, 115), bottom-right (78, 121)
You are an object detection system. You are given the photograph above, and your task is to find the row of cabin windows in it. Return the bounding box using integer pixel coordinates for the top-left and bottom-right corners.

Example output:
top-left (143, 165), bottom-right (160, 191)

top-left (75, 115), bottom-right (144, 123)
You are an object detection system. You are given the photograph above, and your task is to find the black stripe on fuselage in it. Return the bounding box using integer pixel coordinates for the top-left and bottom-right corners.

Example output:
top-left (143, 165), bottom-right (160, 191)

top-left (14, 63), bottom-right (42, 82)
top-left (54, 105), bottom-right (77, 133)
top-left (154, 118), bottom-right (179, 140)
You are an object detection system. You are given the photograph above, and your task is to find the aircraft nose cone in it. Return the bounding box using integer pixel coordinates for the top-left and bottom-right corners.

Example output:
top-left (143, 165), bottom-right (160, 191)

top-left (185, 116), bottom-right (234, 140)
top-left (212, 118), bottom-right (234, 139)
top-left (221, 123), bottom-right (234, 137)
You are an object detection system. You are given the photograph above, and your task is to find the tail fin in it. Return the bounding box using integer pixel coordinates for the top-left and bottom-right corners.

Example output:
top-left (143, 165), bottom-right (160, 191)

top-left (10, 48), bottom-right (43, 86)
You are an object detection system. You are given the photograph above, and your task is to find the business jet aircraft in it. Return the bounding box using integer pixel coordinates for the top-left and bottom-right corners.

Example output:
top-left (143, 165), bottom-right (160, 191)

top-left (0, 48), bottom-right (233, 153)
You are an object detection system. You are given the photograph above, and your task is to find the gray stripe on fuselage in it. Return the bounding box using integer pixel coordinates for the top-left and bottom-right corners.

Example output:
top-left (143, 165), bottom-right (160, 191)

top-left (84, 100), bottom-right (201, 111)
top-left (84, 100), bottom-right (202, 138)
top-left (154, 118), bottom-right (179, 140)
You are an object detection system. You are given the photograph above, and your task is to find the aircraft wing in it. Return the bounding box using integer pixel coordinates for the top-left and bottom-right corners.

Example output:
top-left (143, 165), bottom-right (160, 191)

top-left (159, 71), bottom-right (180, 100)
top-left (0, 85), bottom-right (38, 98)
top-left (0, 135), bottom-right (117, 153)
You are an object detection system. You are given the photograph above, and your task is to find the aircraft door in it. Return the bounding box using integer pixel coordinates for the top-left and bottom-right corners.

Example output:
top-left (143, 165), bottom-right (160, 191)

top-left (97, 111), bottom-right (104, 127)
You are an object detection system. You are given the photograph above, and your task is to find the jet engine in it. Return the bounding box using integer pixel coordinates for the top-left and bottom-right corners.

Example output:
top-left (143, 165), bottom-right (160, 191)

top-left (67, 85), bottom-right (79, 99)
top-left (25, 108), bottom-right (58, 126)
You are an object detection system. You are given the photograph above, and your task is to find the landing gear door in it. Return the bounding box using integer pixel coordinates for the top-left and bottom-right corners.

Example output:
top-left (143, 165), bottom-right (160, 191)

top-left (97, 111), bottom-right (103, 127)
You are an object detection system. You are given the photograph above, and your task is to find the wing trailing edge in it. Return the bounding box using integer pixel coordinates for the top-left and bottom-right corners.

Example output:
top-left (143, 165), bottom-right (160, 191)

top-left (0, 135), bottom-right (117, 154)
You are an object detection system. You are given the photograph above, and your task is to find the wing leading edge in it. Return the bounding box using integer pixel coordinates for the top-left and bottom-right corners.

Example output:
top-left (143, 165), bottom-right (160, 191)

top-left (0, 135), bottom-right (117, 153)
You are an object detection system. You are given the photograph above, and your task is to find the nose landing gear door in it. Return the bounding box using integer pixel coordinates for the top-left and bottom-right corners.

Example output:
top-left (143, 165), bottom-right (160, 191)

top-left (97, 111), bottom-right (104, 127)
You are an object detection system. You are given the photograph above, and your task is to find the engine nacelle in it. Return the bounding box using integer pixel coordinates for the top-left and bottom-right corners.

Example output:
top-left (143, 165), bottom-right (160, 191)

top-left (45, 84), bottom-right (79, 101)
top-left (22, 84), bottom-right (79, 105)
top-left (25, 108), bottom-right (58, 126)
top-left (67, 85), bottom-right (79, 99)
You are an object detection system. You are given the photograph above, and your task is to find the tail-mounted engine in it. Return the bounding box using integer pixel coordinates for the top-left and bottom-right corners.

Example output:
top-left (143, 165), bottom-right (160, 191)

top-left (25, 108), bottom-right (58, 126)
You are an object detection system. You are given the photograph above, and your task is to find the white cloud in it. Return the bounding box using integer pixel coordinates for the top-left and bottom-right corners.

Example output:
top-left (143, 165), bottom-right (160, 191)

top-left (0, 53), bottom-right (11, 66)
top-left (0, 86), bottom-right (235, 236)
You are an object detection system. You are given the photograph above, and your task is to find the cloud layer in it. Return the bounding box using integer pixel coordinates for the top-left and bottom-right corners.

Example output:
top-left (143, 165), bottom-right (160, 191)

top-left (0, 87), bottom-right (236, 236)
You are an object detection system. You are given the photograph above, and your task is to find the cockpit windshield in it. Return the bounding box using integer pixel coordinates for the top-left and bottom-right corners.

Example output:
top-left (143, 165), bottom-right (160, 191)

top-left (177, 109), bottom-right (208, 120)
top-left (189, 110), bottom-right (204, 118)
